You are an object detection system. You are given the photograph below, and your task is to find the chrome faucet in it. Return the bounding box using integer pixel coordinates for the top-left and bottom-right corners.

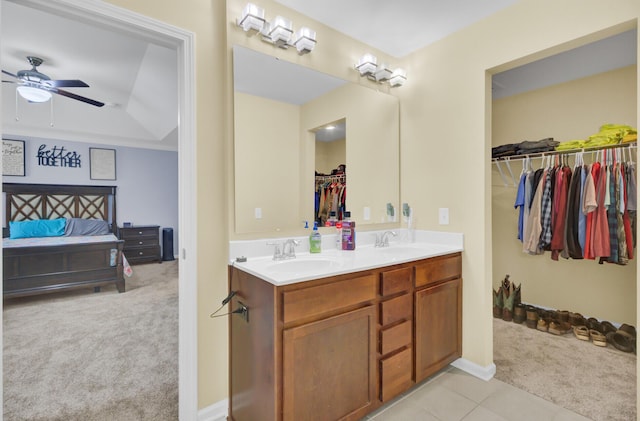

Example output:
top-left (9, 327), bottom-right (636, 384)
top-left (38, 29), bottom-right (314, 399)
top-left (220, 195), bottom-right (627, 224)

top-left (267, 241), bottom-right (284, 260)
top-left (375, 231), bottom-right (397, 247)
top-left (283, 239), bottom-right (300, 259)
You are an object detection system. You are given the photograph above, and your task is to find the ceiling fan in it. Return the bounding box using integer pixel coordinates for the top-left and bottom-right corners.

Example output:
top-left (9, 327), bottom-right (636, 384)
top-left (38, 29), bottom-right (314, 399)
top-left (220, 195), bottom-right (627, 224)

top-left (2, 56), bottom-right (104, 107)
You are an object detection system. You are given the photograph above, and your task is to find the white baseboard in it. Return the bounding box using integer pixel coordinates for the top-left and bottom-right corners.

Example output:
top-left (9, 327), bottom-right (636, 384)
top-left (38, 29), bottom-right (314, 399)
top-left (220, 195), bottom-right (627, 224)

top-left (450, 358), bottom-right (496, 381)
top-left (198, 399), bottom-right (228, 421)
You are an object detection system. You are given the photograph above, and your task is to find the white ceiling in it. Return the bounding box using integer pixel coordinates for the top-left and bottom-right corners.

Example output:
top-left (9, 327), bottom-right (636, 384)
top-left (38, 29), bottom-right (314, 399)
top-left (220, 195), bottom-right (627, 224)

top-left (274, 0), bottom-right (521, 58)
top-left (1, 1), bottom-right (637, 151)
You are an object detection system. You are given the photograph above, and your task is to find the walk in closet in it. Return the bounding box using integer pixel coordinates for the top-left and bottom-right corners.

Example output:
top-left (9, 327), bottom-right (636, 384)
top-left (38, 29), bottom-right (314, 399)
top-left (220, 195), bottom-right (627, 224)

top-left (490, 29), bottom-right (637, 419)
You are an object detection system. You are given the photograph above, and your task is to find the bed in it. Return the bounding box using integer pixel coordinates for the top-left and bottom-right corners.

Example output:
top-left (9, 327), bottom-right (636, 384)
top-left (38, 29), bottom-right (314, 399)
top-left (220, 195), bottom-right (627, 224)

top-left (3, 183), bottom-right (125, 298)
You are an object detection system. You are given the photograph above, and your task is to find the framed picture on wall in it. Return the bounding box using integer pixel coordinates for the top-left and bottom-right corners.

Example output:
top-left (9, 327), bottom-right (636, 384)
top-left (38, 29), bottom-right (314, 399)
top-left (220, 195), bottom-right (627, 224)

top-left (2, 139), bottom-right (26, 176)
top-left (89, 147), bottom-right (116, 180)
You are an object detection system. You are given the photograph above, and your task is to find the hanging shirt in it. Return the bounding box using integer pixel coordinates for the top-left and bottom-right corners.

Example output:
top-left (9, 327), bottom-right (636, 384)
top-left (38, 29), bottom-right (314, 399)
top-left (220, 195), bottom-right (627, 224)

top-left (582, 163), bottom-right (597, 260)
top-left (538, 168), bottom-right (553, 250)
top-left (564, 165), bottom-right (583, 259)
top-left (514, 173), bottom-right (527, 242)
top-left (524, 174), bottom-right (545, 255)
top-left (591, 162), bottom-right (610, 259)
top-left (606, 164), bottom-right (619, 264)
top-left (578, 167), bottom-right (587, 254)
top-left (551, 166), bottom-right (570, 261)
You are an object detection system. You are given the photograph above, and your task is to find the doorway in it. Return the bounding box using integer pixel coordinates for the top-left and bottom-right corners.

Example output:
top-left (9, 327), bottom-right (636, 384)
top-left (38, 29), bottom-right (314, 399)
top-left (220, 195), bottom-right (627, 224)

top-left (0, 0), bottom-right (198, 418)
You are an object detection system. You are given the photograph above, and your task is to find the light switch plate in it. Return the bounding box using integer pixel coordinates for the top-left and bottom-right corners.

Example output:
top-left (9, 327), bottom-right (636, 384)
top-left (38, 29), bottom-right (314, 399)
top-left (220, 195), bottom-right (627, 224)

top-left (363, 207), bottom-right (371, 221)
top-left (439, 208), bottom-right (449, 225)
top-left (254, 207), bottom-right (262, 219)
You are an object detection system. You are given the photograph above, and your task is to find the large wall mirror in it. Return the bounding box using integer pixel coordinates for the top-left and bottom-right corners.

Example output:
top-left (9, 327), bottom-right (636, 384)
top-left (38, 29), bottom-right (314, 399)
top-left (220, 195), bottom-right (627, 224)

top-left (233, 45), bottom-right (400, 235)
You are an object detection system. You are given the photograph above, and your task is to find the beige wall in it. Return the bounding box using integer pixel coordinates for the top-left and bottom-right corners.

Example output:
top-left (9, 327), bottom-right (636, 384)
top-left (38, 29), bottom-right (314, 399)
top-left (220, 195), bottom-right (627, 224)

top-left (315, 139), bottom-right (345, 174)
top-left (107, 0), bottom-right (640, 412)
top-left (492, 65), bottom-right (637, 324)
top-left (397, 0), bottom-right (639, 370)
top-left (234, 92), bottom-right (300, 233)
top-left (104, 0), bottom-right (229, 409)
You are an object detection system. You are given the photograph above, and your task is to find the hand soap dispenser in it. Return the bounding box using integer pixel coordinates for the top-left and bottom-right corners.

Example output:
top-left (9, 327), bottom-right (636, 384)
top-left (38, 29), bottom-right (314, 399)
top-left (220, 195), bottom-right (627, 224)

top-left (310, 221), bottom-right (322, 253)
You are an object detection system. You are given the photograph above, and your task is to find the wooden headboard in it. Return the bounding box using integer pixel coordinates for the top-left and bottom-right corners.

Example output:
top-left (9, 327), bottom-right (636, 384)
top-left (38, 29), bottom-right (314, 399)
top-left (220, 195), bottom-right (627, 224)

top-left (3, 183), bottom-right (118, 234)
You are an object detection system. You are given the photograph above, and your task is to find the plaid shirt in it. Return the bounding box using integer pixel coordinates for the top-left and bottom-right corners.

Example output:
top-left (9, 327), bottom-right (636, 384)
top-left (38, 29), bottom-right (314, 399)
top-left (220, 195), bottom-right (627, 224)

top-left (538, 169), bottom-right (553, 250)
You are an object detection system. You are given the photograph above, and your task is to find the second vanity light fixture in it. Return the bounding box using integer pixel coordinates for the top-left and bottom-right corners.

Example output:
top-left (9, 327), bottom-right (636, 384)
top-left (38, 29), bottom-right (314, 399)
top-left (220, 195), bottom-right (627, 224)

top-left (355, 54), bottom-right (407, 87)
top-left (237, 3), bottom-right (317, 55)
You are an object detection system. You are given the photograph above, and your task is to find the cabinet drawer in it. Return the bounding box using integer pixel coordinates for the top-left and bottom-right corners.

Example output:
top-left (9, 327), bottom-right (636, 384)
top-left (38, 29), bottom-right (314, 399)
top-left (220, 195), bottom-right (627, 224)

top-left (125, 246), bottom-right (160, 263)
top-left (380, 347), bottom-right (412, 402)
top-left (380, 320), bottom-right (412, 355)
top-left (379, 293), bottom-right (411, 326)
top-left (120, 227), bottom-right (159, 240)
top-left (380, 267), bottom-right (412, 297)
top-left (415, 253), bottom-right (461, 288)
top-left (283, 274), bottom-right (377, 324)
top-left (124, 237), bottom-right (159, 248)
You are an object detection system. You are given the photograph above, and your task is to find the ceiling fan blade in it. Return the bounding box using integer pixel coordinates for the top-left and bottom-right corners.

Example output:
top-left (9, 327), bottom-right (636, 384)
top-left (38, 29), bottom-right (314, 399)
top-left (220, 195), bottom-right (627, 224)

top-left (53, 88), bottom-right (105, 107)
top-left (45, 79), bottom-right (90, 88)
top-left (2, 69), bottom-right (19, 79)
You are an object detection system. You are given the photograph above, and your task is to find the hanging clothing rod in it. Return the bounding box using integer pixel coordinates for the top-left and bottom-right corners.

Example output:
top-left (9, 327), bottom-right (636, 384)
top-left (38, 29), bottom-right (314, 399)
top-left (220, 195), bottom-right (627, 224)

top-left (492, 141), bottom-right (636, 163)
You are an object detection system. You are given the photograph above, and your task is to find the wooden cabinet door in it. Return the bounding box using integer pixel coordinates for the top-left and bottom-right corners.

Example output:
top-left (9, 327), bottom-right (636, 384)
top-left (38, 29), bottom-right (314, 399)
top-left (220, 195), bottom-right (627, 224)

top-left (283, 306), bottom-right (376, 421)
top-left (414, 278), bottom-right (462, 383)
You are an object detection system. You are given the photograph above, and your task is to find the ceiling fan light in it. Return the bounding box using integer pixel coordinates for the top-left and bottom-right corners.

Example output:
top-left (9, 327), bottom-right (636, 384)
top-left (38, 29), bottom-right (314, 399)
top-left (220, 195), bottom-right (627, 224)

top-left (16, 86), bottom-right (51, 103)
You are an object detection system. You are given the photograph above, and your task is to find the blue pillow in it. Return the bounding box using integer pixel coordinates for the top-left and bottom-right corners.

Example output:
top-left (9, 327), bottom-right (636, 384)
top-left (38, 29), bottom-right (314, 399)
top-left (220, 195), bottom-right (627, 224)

top-left (9, 218), bottom-right (66, 239)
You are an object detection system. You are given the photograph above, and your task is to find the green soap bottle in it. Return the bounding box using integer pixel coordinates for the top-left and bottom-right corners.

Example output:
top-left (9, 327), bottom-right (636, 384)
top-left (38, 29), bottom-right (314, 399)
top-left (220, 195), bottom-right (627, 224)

top-left (310, 221), bottom-right (322, 253)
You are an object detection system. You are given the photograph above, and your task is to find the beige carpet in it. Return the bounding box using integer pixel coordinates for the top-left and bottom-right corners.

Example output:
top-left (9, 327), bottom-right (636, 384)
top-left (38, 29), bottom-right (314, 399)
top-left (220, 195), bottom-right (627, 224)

top-left (3, 260), bottom-right (179, 421)
top-left (494, 318), bottom-right (636, 421)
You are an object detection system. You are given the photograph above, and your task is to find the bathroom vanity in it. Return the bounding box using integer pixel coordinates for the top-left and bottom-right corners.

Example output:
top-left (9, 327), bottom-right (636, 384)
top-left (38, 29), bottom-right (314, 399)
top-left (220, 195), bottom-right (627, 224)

top-left (228, 234), bottom-right (462, 421)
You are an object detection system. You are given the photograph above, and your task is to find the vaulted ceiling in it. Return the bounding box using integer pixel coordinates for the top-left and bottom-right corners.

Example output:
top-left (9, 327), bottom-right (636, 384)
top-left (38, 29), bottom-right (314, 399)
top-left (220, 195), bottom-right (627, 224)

top-left (1, 1), bottom-right (178, 151)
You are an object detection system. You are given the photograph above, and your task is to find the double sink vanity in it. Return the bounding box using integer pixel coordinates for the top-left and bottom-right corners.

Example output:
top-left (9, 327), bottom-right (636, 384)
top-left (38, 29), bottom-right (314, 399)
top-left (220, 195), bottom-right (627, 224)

top-left (228, 229), bottom-right (463, 421)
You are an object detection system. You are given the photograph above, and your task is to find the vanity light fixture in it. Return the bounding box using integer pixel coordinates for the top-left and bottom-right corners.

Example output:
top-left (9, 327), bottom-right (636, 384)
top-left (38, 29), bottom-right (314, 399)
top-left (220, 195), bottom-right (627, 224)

top-left (293, 27), bottom-right (317, 55)
top-left (389, 68), bottom-right (407, 87)
top-left (264, 16), bottom-right (293, 47)
top-left (355, 54), bottom-right (407, 87)
top-left (237, 3), bottom-right (266, 32)
top-left (237, 3), bottom-right (317, 55)
top-left (355, 54), bottom-right (377, 76)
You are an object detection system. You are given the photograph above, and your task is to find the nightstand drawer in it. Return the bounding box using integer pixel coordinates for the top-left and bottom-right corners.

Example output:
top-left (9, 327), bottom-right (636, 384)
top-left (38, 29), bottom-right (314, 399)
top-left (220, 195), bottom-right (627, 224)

top-left (126, 245), bottom-right (161, 262)
top-left (123, 237), bottom-right (159, 248)
top-left (120, 227), bottom-right (159, 239)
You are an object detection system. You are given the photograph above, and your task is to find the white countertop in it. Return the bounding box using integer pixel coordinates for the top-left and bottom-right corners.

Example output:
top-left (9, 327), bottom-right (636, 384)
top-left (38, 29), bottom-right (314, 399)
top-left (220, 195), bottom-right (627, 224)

top-left (229, 229), bottom-right (463, 286)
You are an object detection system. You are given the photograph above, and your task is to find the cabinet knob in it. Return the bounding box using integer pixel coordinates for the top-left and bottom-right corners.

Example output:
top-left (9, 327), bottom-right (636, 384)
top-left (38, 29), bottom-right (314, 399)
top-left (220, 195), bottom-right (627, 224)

top-left (138, 231), bottom-right (143, 235)
top-left (139, 241), bottom-right (143, 245)
top-left (139, 251), bottom-right (144, 255)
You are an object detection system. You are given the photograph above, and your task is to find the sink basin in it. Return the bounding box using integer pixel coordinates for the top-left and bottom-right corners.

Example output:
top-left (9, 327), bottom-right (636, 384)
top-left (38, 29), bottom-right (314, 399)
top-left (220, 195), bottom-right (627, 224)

top-left (265, 258), bottom-right (343, 274)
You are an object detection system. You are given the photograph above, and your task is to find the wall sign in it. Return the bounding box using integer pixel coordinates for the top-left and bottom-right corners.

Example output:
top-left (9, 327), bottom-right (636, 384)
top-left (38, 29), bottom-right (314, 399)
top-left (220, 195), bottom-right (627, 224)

top-left (37, 144), bottom-right (82, 168)
top-left (2, 139), bottom-right (26, 176)
top-left (90, 147), bottom-right (117, 180)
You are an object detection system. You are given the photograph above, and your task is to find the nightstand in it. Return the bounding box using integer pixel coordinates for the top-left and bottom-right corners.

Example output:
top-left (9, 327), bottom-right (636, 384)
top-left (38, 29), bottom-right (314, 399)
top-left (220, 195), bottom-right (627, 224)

top-left (118, 225), bottom-right (161, 264)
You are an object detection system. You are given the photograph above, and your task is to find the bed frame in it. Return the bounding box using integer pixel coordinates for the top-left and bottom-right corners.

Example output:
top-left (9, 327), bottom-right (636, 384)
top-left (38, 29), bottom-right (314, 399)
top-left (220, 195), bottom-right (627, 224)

top-left (3, 183), bottom-right (125, 298)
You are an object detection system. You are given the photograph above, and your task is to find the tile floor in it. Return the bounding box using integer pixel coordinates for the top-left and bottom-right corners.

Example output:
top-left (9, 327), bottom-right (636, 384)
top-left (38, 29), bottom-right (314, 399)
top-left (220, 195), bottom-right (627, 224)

top-left (362, 367), bottom-right (592, 421)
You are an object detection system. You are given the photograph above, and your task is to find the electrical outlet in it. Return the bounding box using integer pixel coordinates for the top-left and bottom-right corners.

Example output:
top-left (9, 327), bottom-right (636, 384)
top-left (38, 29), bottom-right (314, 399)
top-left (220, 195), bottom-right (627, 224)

top-left (439, 208), bottom-right (449, 225)
top-left (363, 207), bottom-right (371, 221)
top-left (254, 207), bottom-right (262, 219)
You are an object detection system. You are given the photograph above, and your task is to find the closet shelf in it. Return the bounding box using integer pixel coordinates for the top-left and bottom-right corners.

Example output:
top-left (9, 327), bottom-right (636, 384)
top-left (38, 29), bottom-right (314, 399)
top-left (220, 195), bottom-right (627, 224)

top-left (491, 141), bottom-right (636, 163)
